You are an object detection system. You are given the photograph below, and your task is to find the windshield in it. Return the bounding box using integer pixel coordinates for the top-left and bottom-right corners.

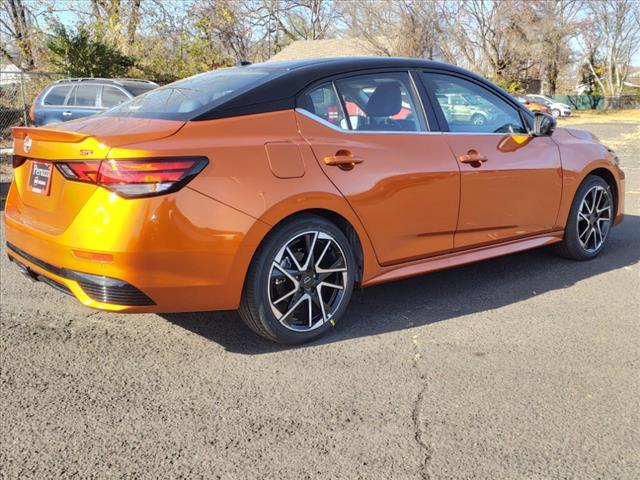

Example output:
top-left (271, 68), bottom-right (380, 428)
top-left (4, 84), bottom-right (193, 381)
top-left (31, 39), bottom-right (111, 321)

top-left (105, 67), bottom-right (283, 120)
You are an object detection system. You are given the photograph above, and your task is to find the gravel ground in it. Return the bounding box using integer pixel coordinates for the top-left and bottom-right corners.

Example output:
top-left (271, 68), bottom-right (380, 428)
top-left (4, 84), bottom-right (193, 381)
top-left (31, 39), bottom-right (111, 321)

top-left (1, 121), bottom-right (639, 479)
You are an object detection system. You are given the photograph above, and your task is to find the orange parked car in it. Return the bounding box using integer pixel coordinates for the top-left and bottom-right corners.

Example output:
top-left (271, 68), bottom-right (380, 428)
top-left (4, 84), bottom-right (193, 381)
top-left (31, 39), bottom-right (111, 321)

top-left (515, 94), bottom-right (550, 114)
top-left (5, 58), bottom-right (625, 343)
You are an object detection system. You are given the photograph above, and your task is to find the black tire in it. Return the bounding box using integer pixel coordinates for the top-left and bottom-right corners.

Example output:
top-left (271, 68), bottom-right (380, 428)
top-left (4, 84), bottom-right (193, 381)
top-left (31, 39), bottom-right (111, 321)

top-left (555, 175), bottom-right (614, 260)
top-left (551, 109), bottom-right (561, 118)
top-left (239, 215), bottom-right (356, 344)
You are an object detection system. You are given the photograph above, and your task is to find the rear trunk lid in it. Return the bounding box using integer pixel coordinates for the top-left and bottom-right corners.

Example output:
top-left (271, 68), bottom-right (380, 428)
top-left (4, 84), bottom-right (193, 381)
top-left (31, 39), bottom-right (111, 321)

top-left (10, 116), bottom-right (185, 234)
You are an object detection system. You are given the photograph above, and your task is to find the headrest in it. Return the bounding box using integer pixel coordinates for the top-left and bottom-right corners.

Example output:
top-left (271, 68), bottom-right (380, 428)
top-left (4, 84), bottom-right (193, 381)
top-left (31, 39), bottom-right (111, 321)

top-left (366, 82), bottom-right (402, 117)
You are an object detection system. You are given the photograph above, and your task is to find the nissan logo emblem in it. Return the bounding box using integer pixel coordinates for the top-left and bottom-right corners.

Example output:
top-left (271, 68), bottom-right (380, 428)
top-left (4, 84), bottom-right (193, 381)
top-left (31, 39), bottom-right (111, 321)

top-left (23, 135), bottom-right (32, 154)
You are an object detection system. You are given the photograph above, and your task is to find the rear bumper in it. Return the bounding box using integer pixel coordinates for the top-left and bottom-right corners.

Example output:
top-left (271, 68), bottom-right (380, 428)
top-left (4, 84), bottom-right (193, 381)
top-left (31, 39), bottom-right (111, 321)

top-left (7, 242), bottom-right (155, 307)
top-left (3, 181), bottom-right (270, 312)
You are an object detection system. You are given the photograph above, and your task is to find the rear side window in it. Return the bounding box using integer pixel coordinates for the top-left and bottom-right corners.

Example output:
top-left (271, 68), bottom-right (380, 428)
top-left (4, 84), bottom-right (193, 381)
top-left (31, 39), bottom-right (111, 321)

top-left (68, 85), bottom-right (100, 107)
top-left (43, 85), bottom-right (71, 106)
top-left (105, 68), bottom-right (284, 120)
top-left (302, 83), bottom-right (347, 127)
top-left (102, 86), bottom-right (129, 108)
top-left (335, 73), bottom-right (425, 132)
top-left (425, 73), bottom-right (526, 134)
top-left (301, 73), bottom-right (426, 132)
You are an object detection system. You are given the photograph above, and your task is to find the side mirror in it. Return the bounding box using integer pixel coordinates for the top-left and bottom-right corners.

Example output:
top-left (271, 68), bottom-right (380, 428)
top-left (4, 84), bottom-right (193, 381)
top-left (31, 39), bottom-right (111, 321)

top-left (533, 112), bottom-right (556, 136)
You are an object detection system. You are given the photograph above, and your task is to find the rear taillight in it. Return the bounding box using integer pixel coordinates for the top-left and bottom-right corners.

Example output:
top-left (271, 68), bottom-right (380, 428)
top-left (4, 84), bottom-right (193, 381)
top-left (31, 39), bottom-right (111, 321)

top-left (28, 102), bottom-right (36, 123)
top-left (56, 157), bottom-right (208, 198)
top-left (57, 161), bottom-right (100, 182)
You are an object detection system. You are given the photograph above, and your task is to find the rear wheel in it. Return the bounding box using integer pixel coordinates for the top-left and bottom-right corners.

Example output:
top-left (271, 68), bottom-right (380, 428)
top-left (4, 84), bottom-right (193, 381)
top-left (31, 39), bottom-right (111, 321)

top-left (556, 175), bottom-right (613, 260)
top-left (239, 215), bottom-right (356, 344)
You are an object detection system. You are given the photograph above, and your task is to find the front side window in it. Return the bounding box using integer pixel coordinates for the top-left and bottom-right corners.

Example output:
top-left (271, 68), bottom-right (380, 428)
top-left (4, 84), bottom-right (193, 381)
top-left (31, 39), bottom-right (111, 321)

top-left (43, 85), bottom-right (71, 106)
top-left (68, 85), bottom-right (100, 107)
top-left (335, 73), bottom-right (425, 132)
top-left (102, 86), bottom-right (129, 108)
top-left (425, 73), bottom-right (527, 134)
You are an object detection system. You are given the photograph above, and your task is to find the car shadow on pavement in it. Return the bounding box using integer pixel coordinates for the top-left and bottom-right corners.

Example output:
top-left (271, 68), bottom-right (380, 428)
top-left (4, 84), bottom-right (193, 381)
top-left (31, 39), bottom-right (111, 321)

top-left (162, 214), bottom-right (640, 354)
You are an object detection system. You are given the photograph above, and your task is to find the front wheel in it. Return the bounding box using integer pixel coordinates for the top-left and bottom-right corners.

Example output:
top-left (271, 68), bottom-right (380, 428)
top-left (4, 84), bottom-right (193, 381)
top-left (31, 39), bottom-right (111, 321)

top-left (239, 215), bottom-right (356, 344)
top-left (556, 175), bottom-right (614, 260)
top-left (551, 108), bottom-right (561, 118)
top-left (471, 113), bottom-right (486, 125)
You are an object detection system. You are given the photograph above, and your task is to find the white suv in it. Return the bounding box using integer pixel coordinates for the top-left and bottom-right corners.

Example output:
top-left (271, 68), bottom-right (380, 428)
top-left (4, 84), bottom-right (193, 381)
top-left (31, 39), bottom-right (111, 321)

top-left (527, 94), bottom-right (572, 118)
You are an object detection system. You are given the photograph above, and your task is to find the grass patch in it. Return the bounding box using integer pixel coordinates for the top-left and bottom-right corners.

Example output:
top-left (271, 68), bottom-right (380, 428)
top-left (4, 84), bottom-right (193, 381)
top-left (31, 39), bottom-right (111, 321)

top-left (558, 109), bottom-right (640, 124)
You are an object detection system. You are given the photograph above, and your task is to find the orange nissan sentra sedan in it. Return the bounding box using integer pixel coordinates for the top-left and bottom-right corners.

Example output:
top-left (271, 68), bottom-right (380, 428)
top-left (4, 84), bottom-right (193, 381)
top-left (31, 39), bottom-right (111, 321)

top-left (5, 58), bottom-right (624, 343)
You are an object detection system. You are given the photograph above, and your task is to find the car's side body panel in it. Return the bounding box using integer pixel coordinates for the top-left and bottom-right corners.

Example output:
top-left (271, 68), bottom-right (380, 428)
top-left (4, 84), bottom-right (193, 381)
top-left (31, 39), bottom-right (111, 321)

top-left (295, 111), bottom-right (461, 266)
top-left (105, 109), bottom-right (382, 291)
top-left (443, 133), bottom-right (563, 249)
top-left (552, 128), bottom-right (625, 226)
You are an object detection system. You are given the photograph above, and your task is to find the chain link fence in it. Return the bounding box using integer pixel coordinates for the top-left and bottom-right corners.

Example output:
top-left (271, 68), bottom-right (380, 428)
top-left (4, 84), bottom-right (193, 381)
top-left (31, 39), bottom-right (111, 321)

top-left (0, 71), bottom-right (64, 148)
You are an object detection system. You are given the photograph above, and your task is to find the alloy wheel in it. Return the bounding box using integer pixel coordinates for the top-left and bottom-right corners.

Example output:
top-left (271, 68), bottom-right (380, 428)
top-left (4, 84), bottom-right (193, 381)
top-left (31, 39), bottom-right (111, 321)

top-left (268, 231), bottom-right (349, 332)
top-left (577, 185), bottom-right (612, 253)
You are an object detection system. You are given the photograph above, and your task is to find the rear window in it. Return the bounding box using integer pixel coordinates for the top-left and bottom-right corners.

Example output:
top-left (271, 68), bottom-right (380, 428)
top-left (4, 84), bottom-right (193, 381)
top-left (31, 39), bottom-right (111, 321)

top-left (43, 85), bottom-right (71, 106)
top-left (105, 68), bottom-right (283, 120)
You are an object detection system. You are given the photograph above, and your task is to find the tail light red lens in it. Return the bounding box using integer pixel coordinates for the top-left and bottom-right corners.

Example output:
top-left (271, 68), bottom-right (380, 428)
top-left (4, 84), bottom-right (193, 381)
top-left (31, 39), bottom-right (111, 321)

top-left (57, 161), bottom-right (100, 182)
top-left (55, 157), bottom-right (208, 198)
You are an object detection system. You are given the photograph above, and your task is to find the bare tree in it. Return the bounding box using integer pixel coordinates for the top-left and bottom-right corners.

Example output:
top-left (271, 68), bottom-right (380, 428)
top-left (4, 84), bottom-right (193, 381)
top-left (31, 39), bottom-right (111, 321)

top-left (276, 0), bottom-right (338, 41)
top-left (340, 0), bottom-right (443, 58)
top-left (578, 0), bottom-right (640, 105)
top-left (531, 0), bottom-right (582, 95)
top-left (189, 0), bottom-right (257, 64)
top-left (0, 0), bottom-right (37, 69)
top-left (452, 0), bottom-right (532, 82)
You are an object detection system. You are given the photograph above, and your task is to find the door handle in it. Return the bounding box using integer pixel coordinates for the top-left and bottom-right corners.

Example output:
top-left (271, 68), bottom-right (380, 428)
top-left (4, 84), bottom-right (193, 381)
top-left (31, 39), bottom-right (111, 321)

top-left (62, 111), bottom-right (72, 116)
top-left (323, 150), bottom-right (364, 170)
top-left (459, 150), bottom-right (488, 167)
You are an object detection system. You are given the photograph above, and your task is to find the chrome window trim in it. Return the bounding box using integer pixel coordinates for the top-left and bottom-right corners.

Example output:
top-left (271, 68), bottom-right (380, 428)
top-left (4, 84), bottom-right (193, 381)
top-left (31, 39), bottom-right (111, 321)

top-left (441, 131), bottom-right (533, 137)
top-left (297, 108), bottom-right (532, 137)
top-left (295, 108), bottom-right (443, 136)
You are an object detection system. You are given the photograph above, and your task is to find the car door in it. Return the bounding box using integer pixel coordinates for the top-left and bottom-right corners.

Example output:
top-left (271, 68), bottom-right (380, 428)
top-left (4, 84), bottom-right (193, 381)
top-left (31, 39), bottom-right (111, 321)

top-left (296, 71), bottom-right (460, 266)
top-left (421, 72), bottom-right (562, 250)
top-left (64, 84), bottom-right (102, 121)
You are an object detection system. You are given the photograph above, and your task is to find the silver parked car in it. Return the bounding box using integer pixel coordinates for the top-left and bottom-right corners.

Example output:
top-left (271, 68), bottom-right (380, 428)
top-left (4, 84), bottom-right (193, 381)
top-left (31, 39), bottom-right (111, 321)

top-left (527, 94), bottom-right (572, 118)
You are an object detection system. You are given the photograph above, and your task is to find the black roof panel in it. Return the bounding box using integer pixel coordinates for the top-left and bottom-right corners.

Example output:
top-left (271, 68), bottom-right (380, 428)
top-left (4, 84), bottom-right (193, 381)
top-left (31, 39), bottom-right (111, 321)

top-left (195, 57), bottom-right (469, 121)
